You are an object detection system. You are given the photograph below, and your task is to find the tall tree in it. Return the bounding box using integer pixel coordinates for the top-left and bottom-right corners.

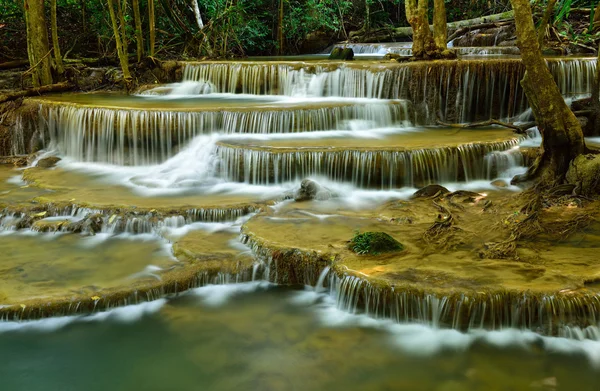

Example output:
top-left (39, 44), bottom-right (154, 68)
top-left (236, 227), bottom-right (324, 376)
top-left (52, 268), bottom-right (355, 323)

top-left (50, 0), bottom-right (65, 75)
top-left (432, 0), bottom-right (447, 51)
top-left (595, 3), bottom-right (600, 32)
top-left (192, 0), bottom-right (204, 29)
top-left (24, 0), bottom-right (53, 87)
top-left (149, 0), bottom-right (156, 56)
top-left (107, 0), bottom-right (132, 81)
top-left (132, 0), bottom-right (144, 62)
top-left (510, 0), bottom-right (584, 185)
top-left (406, 0), bottom-right (448, 58)
top-left (406, 0), bottom-right (434, 58)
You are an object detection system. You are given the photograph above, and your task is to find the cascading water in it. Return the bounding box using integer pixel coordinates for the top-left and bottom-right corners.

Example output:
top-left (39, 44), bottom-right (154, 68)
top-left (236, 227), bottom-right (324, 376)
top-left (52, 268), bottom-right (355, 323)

top-left (41, 99), bottom-right (412, 165)
top-left (215, 138), bottom-right (524, 188)
top-left (180, 58), bottom-right (596, 123)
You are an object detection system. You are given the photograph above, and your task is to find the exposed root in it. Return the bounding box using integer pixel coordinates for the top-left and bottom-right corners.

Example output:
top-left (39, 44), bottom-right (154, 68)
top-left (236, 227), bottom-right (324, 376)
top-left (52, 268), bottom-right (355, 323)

top-left (436, 118), bottom-right (536, 134)
top-left (423, 200), bottom-right (466, 250)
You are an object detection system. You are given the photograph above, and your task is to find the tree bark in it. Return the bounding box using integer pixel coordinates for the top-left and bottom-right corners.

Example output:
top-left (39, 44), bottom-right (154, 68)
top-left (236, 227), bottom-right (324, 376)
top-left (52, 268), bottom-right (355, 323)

top-left (23, 0), bottom-right (53, 87)
top-left (107, 0), bottom-right (131, 80)
top-left (192, 0), bottom-right (204, 29)
top-left (406, 0), bottom-right (435, 58)
top-left (537, 0), bottom-right (557, 48)
top-left (433, 0), bottom-right (447, 51)
top-left (116, 0), bottom-right (128, 53)
top-left (50, 0), bottom-right (65, 75)
top-left (132, 0), bottom-right (144, 62)
top-left (149, 0), bottom-right (156, 56)
top-left (593, 3), bottom-right (600, 32)
top-left (510, 0), bottom-right (584, 185)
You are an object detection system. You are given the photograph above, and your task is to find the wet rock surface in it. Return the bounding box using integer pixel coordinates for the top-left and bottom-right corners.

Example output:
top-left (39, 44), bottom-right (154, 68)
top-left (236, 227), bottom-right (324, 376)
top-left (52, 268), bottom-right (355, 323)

top-left (36, 156), bottom-right (61, 168)
top-left (413, 184), bottom-right (450, 198)
top-left (294, 179), bottom-right (334, 202)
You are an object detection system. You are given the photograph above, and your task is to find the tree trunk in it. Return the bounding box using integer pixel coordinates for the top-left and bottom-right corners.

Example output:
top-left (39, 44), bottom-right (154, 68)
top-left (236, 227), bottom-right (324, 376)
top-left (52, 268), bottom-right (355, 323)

top-left (50, 0), bottom-right (65, 75)
top-left (117, 0), bottom-right (128, 53)
top-left (192, 0), bottom-right (204, 29)
top-left (433, 0), bottom-right (447, 51)
top-left (132, 0), bottom-right (144, 62)
top-left (107, 0), bottom-right (131, 80)
top-left (594, 3), bottom-right (600, 32)
top-left (23, 0), bottom-right (53, 87)
top-left (149, 0), bottom-right (156, 56)
top-left (278, 0), bottom-right (284, 55)
top-left (537, 0), bottom-right (557, 48)
top-left (406, 0), bottom-right (436, 58)
top-left (364, 0), bottom-right (371, 32)
top-left (510, 0), bottom-right (584, 185)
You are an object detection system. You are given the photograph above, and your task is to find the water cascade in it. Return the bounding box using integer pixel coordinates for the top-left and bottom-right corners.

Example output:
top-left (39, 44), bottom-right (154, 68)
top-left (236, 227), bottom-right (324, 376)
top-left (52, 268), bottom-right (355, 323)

top-left (216, 138), bottom-right (523, 188)
top-left (181, 58), bottom-right (596, 123)
top-left (39, 99), bottom-right (412, 165)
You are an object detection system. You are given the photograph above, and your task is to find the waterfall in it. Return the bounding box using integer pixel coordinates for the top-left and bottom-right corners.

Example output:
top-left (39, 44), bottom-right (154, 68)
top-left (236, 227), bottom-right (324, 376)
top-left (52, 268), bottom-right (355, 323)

top-left (216, 138), bottom-right (523, 188)
top-left (331, 273), bottom-right (600, 335)
top-left (181, 58), bottom-right (596, 123)
top-left (41, 100), bottom-right (412, 165)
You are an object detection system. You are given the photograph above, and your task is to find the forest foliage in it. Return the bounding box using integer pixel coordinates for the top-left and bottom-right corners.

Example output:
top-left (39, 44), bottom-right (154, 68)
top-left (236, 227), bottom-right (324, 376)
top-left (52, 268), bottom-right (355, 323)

top-left (1, 0), bottom-right (515, 61)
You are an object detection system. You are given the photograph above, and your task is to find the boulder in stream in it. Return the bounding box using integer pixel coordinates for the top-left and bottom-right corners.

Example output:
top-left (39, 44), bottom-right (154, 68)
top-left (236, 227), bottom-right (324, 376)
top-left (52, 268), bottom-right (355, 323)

top-left (294, 179), bottom-right (333, 202)
top-left (329, 47), bottom-right (354, 60)
top-left (413, 184), bottom-right (450, 198)
top-left (36, 156), bottom-right (61, 168)
top-left (491, 179), bottom-right (509, 188)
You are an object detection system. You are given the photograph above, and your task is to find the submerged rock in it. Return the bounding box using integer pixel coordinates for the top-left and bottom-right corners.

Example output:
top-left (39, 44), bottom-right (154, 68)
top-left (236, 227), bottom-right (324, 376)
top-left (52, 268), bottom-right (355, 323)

top-left (36, 156), bottom-right (61, 168)
top-left (294, 179), bottom-right (333, 202)
top-left (491, 179), bottom-right (509, 188)
top-left (349, 231), bottom-right (403, 255)
top-left (70, 213), bottom-right (104, 235)
top-left (413, 184), bottom-right (450, 198)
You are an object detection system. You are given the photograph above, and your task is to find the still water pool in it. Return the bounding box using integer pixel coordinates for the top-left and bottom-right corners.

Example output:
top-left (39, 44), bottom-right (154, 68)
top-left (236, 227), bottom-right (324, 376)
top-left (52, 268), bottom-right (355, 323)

top-left (0, 283), bottom-right (598, 391)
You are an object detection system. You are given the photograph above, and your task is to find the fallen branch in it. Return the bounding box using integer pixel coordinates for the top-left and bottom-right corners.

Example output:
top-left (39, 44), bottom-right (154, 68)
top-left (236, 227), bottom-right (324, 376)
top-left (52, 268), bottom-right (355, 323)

top-left (436, 118), bottom-right (536, 134)
top-left (0, 60), bottom-right (29, 70)
top-left (447, 20), bottom-right (514, 43)
top-left (0, 82), bottom-right (74, 104)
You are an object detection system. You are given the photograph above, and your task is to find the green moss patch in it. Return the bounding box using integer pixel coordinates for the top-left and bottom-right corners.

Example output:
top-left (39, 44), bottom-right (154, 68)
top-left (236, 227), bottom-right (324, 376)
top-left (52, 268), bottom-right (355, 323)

top-left (349, 231), bottom-right (403, 255)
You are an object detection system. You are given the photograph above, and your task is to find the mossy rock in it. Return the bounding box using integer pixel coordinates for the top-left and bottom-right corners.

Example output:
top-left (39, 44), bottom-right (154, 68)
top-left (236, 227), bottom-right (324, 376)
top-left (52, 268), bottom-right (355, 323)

top-left (329, 47), bottom-right (354, 60)
top-left (349, 231), bottom-right (403, 255)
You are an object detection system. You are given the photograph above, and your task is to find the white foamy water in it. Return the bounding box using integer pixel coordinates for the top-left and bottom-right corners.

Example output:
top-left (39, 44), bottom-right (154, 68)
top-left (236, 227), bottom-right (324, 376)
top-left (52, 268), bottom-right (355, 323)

top-left (0, 299), bottom-right (167, 333)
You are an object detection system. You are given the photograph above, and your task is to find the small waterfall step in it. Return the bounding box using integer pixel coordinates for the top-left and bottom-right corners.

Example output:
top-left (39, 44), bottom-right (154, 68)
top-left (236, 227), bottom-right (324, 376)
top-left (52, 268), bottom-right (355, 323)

top-left (0, 165), bottom-right (263, 233)
top-left (31, 95), bottom-right (413, 165)
top-left (0, 220), bottom-right (255, 321)
top-left (241, 203), bottom-right (600, 336)
top-left (326, 43), bottom-right (521, 57)
top-left (216, 127), bottom-right (524, 188)
top-left (181, 58), bottom-right (595, 122)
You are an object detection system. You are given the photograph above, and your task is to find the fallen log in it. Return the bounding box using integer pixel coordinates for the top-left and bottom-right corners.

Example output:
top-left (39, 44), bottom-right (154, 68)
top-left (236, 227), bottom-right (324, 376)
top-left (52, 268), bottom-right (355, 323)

top-left (447, 20), bottom-right (513, 43)
top-left (349, 11), bottom-right (514, 42)
top-left (0, 60), bottom-right (29, 70)
top-left (436, 118), bottom-right (536, 134)
top-left (0, 82), bottom-right (74, 104)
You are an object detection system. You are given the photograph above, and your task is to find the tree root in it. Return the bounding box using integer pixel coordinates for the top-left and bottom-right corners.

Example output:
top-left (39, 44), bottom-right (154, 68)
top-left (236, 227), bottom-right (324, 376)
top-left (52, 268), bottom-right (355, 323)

top-left (437, 118), bottom-right (536, 134)
top-left (423, 200), bottom-right (467, 250)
